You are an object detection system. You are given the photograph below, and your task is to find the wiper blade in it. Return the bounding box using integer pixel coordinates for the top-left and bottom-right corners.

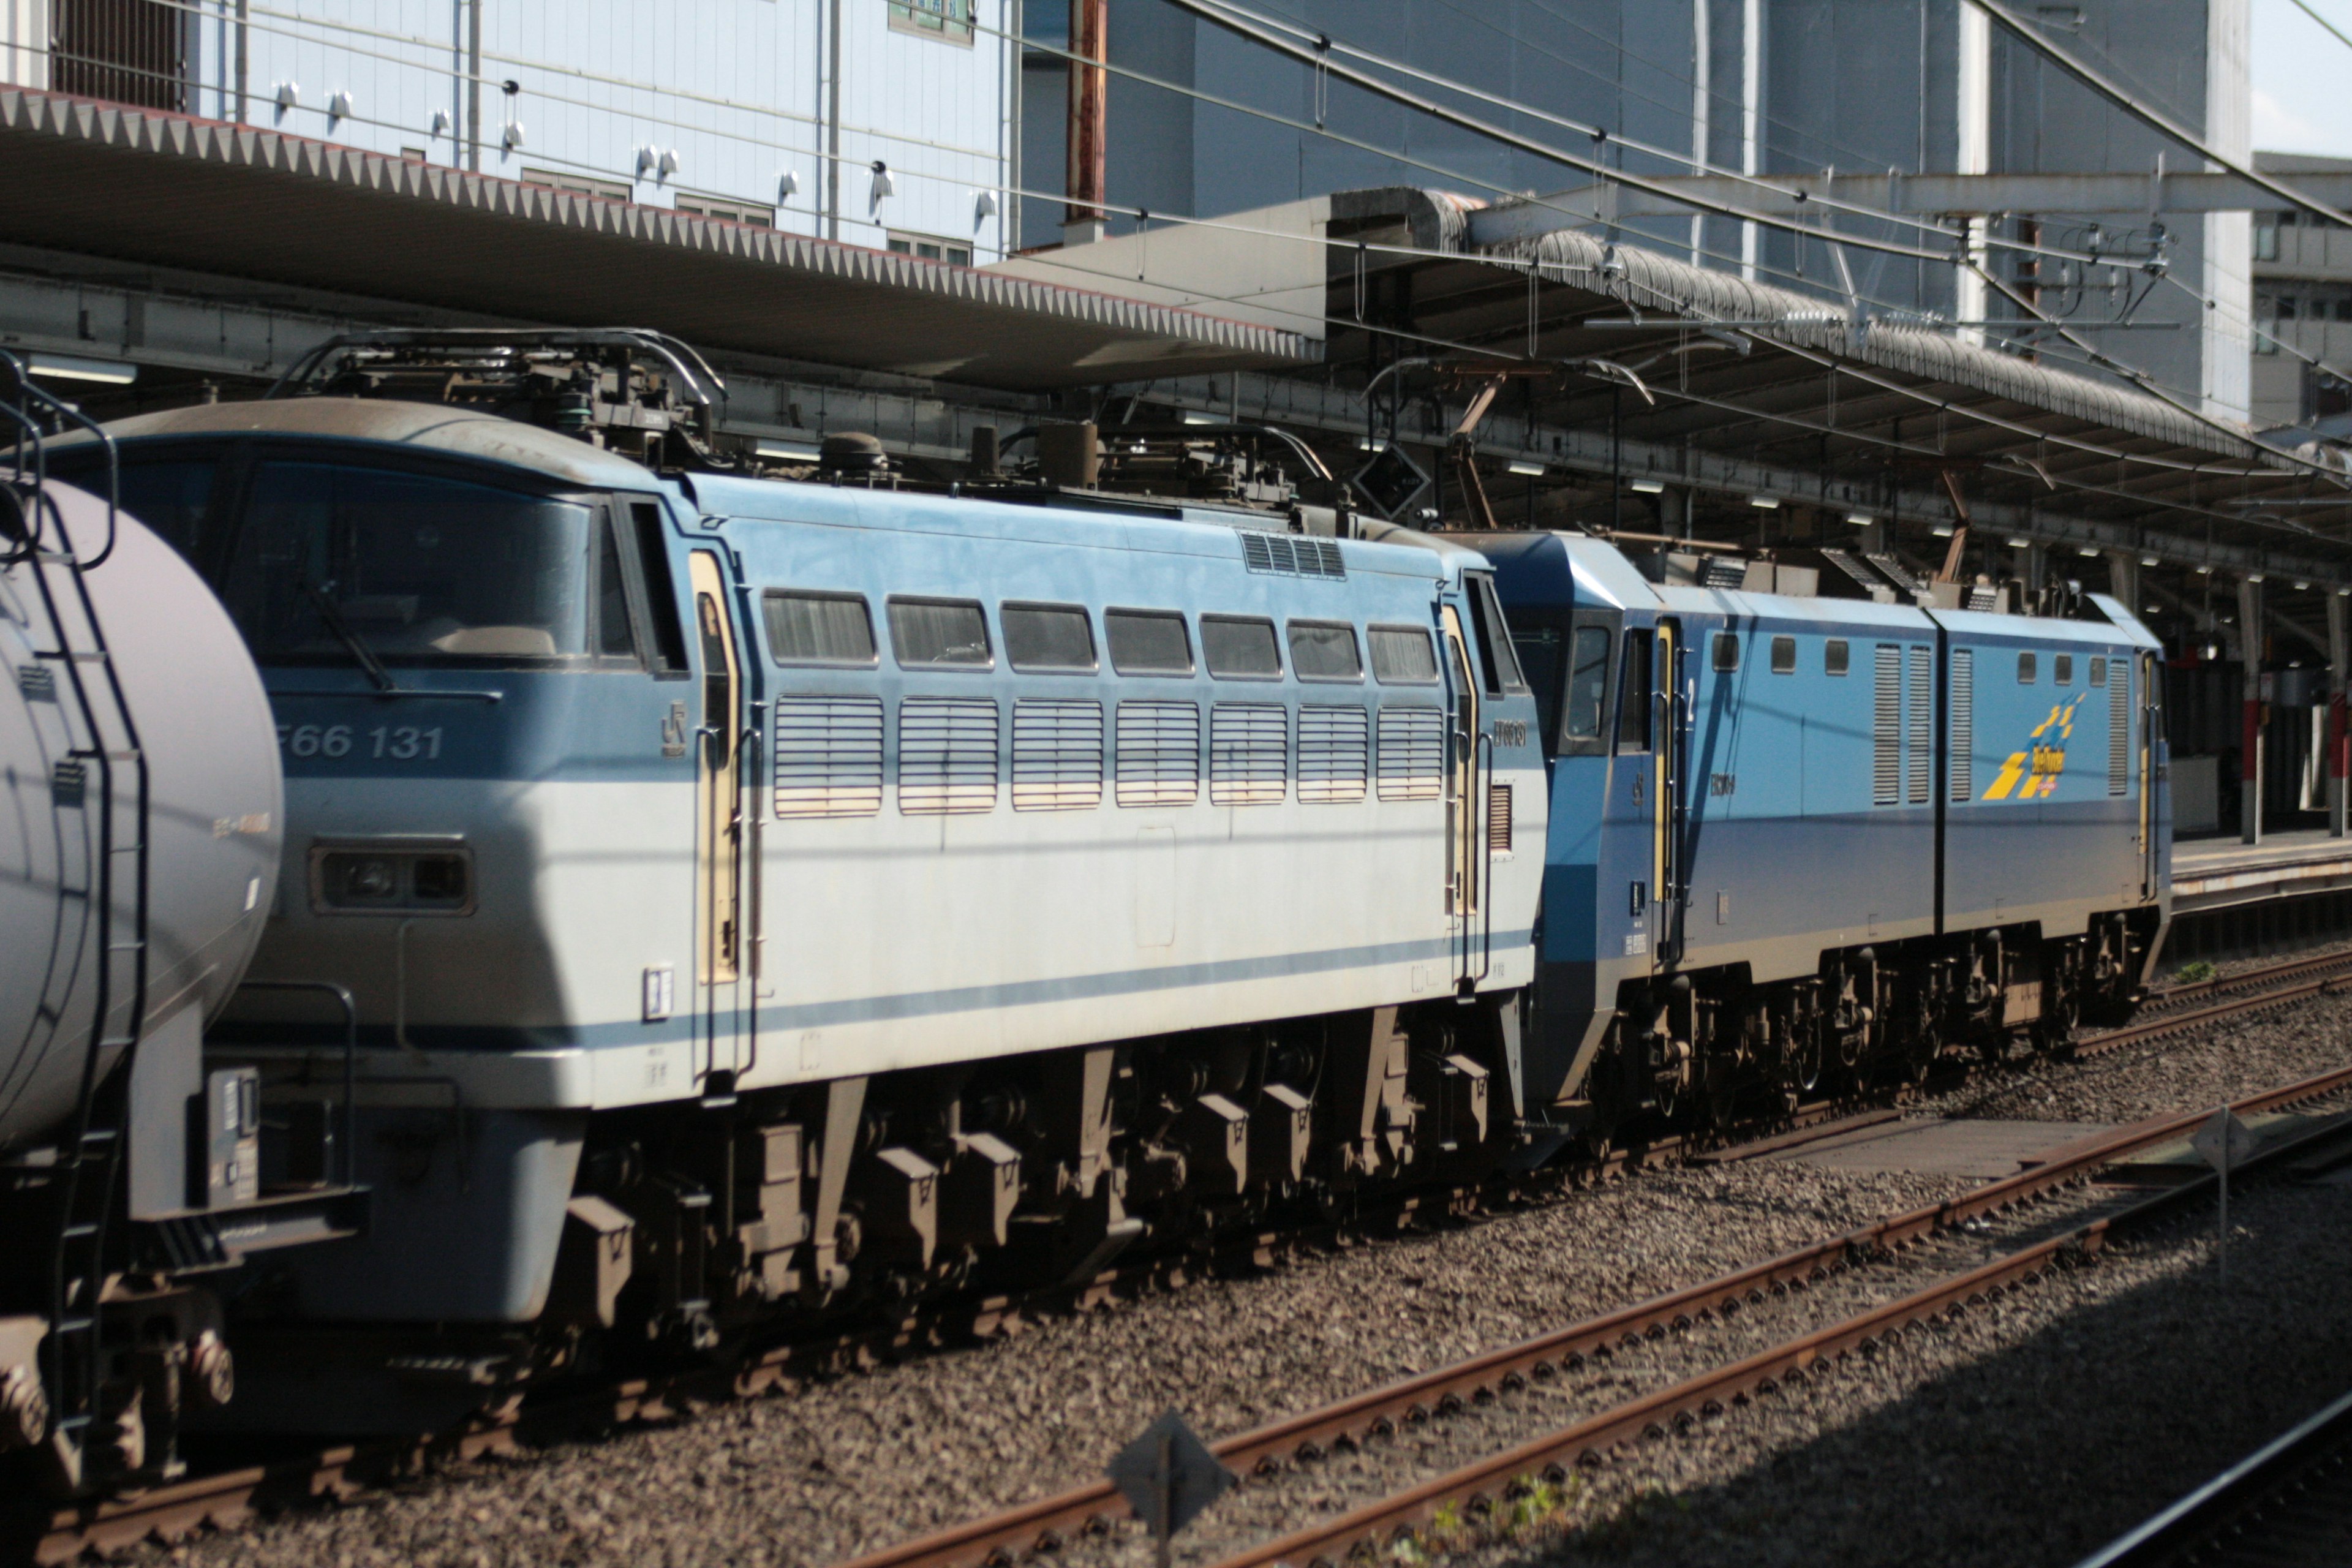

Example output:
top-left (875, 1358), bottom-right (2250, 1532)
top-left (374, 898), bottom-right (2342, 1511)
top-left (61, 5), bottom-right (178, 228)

top-left (306, 581), bottom-right (399, 693)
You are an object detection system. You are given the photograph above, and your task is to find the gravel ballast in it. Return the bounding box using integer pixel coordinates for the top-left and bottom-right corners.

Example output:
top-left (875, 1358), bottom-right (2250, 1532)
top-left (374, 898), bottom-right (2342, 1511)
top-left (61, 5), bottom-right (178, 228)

top-left (138, 993), bottom-right (2352, 1568)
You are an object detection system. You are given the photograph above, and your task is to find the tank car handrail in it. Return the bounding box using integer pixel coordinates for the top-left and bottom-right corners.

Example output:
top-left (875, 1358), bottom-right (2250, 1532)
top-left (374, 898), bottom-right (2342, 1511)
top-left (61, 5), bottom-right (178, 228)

top-left (0, 352), bottom-right (120, 570)
top-left (231, 981), bottom-right (361, 1191)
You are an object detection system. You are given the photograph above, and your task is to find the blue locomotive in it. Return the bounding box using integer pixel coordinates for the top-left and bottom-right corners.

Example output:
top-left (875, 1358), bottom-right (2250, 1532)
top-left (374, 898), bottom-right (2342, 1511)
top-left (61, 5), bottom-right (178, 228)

top-left (41, 332), bottom-right (1548, 1432)
top-left (1470, 531), bottom-right (2168, 1137)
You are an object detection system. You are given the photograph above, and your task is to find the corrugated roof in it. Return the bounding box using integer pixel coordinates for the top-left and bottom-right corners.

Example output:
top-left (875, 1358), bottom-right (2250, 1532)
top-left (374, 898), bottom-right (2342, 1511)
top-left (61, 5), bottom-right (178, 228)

top-left (0, 88), bottom-right (1318, 391)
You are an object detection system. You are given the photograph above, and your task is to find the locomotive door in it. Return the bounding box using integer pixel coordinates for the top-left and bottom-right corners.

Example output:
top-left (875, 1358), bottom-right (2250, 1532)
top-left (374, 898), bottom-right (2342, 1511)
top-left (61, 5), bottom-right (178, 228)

top-left (1653, 620), bottom-right (1686, 966)
top-left (1439, 605), bottom-right (1483, 986)
top-left (687, 551), bottom-right (745, 1093)
top-left (2139, 650), bottom-right (2162, 899)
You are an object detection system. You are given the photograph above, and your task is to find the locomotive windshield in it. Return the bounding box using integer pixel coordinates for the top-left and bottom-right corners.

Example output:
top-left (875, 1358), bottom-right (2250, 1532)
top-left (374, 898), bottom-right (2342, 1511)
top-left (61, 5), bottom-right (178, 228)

top-left (223, 462), bottom-right (593, 664)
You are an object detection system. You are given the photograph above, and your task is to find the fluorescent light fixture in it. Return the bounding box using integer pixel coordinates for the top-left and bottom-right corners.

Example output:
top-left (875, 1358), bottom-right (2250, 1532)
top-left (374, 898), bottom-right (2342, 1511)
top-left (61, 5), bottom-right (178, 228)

top-left (2247, 573), bottom-right (2266, 582)
top-left (1181, 410), bottom-right (1220, 426)
top-left (2005, 537), bottom-right (2032, 548)
top-left (26, 352), bottom-right (136, 385)
top-left (1356, 437), bottom-right (1381, 451)
top-left (2076, 547), bottom-right (2101, 558)
top-left (1749, 495), bottom-right (1781, 509)
top-left (1508, 459), bottom-right (1546, 476)
top-left (2139, 556), bottom-right (2158, 567)
top-left (2196, 565), bottom-right (2214, 575)
top-left (1931, 524), bottom-right (1955, 537)
top-left (755, 438), bottom-right (823, 462)
top-left (1845, 511), bottom-right (1873, 526)
top-left (1629, 478), bottom-right (1665, 494)
top-left (2296, 580), bottom-right (2310, 590)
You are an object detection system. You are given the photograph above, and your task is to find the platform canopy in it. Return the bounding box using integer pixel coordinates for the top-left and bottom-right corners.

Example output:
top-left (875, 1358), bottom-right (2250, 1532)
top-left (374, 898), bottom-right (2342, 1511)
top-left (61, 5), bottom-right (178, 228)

top-left (0, 89), bottom-right (1317, 393)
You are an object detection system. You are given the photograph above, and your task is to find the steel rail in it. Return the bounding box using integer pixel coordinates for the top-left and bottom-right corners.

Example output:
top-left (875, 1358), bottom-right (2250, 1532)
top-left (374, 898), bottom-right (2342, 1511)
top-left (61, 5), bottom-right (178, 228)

top-left (1200, 1077), bottom-right (2352, 1568)
top-left (829, 1057), bottom-right (2352, 1568)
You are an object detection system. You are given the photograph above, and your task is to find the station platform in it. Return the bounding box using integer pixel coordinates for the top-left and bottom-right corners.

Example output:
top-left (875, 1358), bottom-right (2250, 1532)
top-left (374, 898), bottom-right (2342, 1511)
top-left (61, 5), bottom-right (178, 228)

top-left (2171, 829), bottom-right (2352, 916)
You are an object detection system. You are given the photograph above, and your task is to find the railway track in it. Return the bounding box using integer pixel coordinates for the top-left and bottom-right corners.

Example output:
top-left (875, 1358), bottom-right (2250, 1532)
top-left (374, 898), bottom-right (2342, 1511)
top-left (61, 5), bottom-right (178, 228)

top-left (2073, 1385), bottom-right (2352, 1567)
top-left (830, 1056), bottom-right (2352, 1568)
top-left (14, 951), bottom-right (2352, 1567)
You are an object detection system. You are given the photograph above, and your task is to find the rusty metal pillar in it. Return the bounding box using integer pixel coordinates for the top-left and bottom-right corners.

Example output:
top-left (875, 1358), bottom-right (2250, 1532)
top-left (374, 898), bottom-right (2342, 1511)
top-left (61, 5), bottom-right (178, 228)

top-left (2330, 589), bottom-right (2348, 838)
top-left (1063, 0), bottom-right (1108, 246)
top-left (2241, 575), bottom-right (2263, 846)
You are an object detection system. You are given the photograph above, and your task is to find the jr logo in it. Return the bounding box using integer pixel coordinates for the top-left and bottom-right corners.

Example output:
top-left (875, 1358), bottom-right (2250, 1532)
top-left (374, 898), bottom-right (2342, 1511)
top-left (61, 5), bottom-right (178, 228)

top-left (1982, 695), bottom-right (2085, 801)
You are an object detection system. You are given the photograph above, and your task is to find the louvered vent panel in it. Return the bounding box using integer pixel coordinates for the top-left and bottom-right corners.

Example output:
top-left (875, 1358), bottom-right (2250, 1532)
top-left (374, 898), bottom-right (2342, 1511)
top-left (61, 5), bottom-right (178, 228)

top-left (899, 697), bottom-right (999, 815)
top-left (1488, 783), bottom-right (1513, 851)
top-left (1210, 703), bottom-right (1288, 806)
top-left (1011, 699), bottom-right (1103, 812)
top-left (1872, 644), bottom-right (1901, 806)
top-left (2109, 662), bottom-right (2130, 796)
top-left (1238, 529), bottom-right (1345, 579)
top-left (1907, 645), bottom-right (1932, 804)
top-left (1115, 701), bottom-right (1200, 808)
top-left (1377, 707), bottom-right (1446, 802)
top-left (772, 696), bottom-right (884, 818)
top-left (1297, 705), bottom-right (1369, 804)
top-left (1948, 650), bottom-right (1974, 802)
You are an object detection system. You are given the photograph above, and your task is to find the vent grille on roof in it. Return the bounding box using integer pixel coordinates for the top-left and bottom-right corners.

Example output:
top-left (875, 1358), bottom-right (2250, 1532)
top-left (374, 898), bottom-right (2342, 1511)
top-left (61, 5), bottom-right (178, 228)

top-left (1966, 585), bottom-right (2002, 612)
top-left (1012, 699), bottom-right (1104, 811)
top-left (1298, 705), bottom-right (1369, 804)
top-left (1872, 644), bottom-right (1901, 807)
top-left (1949, 650), bottom-right (1974, 802)
top-left (1240, 530), bottom-right (1345, 579)
top-left (1700, 557), bottom-right (1747, 589)
top-left (1907, 646), bottom-right (1932, 804)
top-left (1210, 703), bottom-right (1288, 805)
top-left (773, 696), bottom-right (884, 818)
top-left (1377, 707), bottom-right (1446, 802)
top-left (1115, 701), bottom-right (1200, 807)
top-left (900, 697), bottom-right (999, 815)
top-left (2109, 662), bottom-right (2130, 796)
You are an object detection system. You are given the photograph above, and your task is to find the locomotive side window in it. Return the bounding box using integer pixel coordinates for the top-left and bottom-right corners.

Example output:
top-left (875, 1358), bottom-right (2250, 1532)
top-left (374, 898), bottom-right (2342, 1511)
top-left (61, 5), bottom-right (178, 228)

top-left (1825, 639), bottom-right (1849, 675)
top-left (888, 597), bottom-right (992, 668)
top-left (1003, 603), bottom-right (1097, 671)
top-left (2090, 656), bottom-right (2108, 686)
top-left (2018, 652), bottom-right (2037, 684)
top-left (1562, 626), bottom-right (1611, 746)
top-left (630, 502), bottom-right (689, 677)
top-left (597, 522), bottom-right (638, 661)
top-left (1368, 625), bottom-right (1439, 684)
top-left (1711, 632), bottom-right (1740, 672)
top-left (227, 461), bottom-right (593, 662)
top-left (1106, 609), bottom-right (1194, 676)
top-left (1202, 616), bottom-right (1282, 679)
top-left (764, 590), bottom-right (877, 665)
top-left (1770, 636), bottom-right (1796, 674)
top-left (1616, 629), bottom-right (1653, 752)
top-left (1287, 620), bottom-right (1363, 682)
top-left (2054, 654), bottom-right (2075, 685)
top-left (1465, 575), bottom-right (1528, 695)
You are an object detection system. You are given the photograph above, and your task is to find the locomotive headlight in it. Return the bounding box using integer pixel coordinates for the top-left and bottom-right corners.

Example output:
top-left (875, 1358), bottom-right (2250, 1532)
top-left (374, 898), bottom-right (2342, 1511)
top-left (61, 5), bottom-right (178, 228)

top-left (311, 838), bottom-right (475, 916)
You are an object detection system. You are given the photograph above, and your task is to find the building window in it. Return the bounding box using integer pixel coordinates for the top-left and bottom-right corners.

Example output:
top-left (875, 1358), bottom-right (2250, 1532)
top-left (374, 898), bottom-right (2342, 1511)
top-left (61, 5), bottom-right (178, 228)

top-left (677, 195), bottom-right (774, 227)
top-left (891, 0), bottom-right (974, 42)
top-left (524, 167), bottom-right (632, 203)
top-left (2256, 216), bottom-right (2280, 262)
top-left (888, 230), bottom-right (975, 266)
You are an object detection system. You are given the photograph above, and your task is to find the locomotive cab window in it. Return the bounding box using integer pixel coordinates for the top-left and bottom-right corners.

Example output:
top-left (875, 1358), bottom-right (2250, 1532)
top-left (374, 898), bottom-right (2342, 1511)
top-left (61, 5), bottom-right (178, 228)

top-left (1003, 602), bottom-right (1096, 671)
top-left (629, 502), bottom-right (690, 677)
top-left (596, 518), bottom-right (638, 662)
top-left (1559, 624), bottom-right (1613, 755)
top-left (764, 590), bottom-right (877, 665)
top-left (1202, 616), bottom-right (1281, 679)
top-left (2018, 652), bottom-right (2037, 684)
top-left (1465, 575), bottom-right (1528, 695)
top-left (888, 597), bottom-right (992, 668)
top-left (1825, 639), bottom-right (1849, 676)
top-left (1106, 609), bottom-right (1193, 676)
top-left (1711, 632), bottom-right (1740, 672)
top-left (1368, 625), bottom-right (1439, 684)
top-left (1617, 629), bottom-right (1653, 752)
top-left (224, 459), bottom-right (595, 664)
top-left (1287, 620), bottom-right (1363, 681)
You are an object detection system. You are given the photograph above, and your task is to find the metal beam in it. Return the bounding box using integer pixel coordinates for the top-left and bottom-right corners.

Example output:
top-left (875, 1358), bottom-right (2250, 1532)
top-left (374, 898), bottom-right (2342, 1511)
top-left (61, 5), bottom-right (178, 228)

top-left (1472, 170), bottom-right (2352, 244)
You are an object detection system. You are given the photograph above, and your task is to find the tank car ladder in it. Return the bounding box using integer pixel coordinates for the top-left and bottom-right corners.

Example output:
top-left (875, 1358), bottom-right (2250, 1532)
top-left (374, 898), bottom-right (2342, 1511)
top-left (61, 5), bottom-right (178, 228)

top-left (4, 364), bottom-right (149, 1486)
